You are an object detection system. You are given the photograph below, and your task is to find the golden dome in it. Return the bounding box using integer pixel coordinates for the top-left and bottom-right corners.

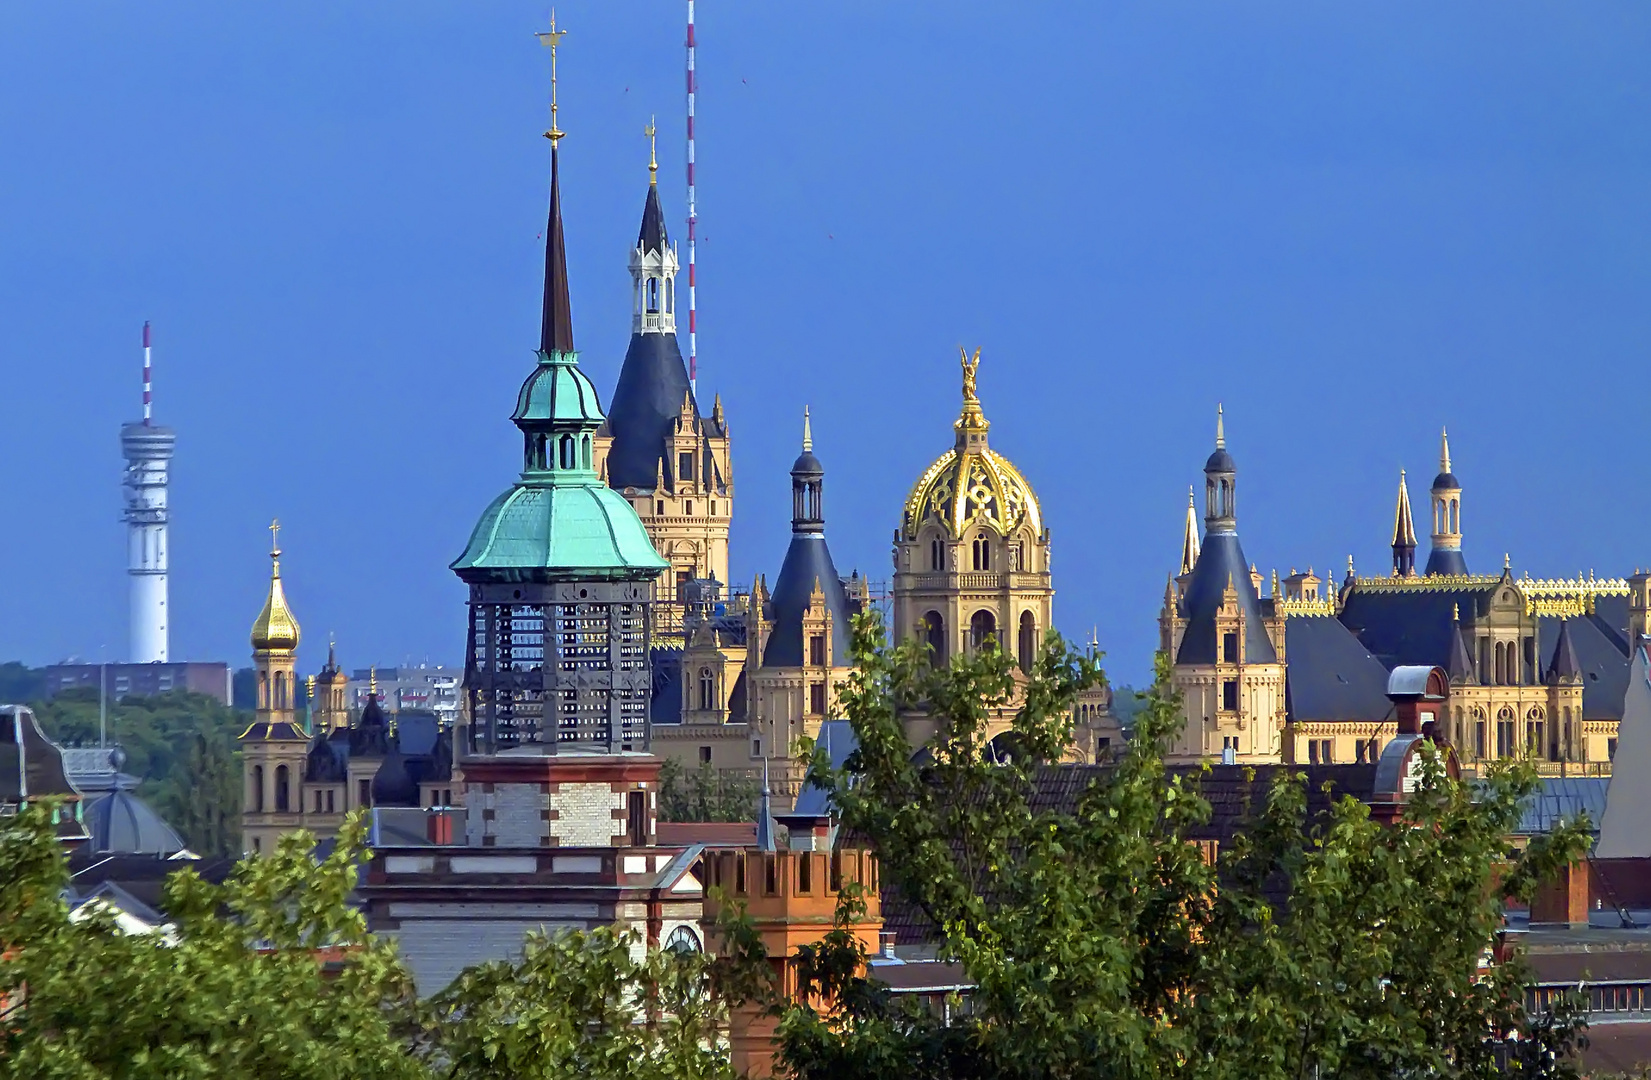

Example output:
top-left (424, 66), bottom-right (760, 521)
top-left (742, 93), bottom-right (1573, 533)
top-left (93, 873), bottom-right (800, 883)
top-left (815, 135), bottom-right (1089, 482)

top-left (901, 348), bottom-right (1043, 541)
top-left (250, 521), bottom-right (301, 652)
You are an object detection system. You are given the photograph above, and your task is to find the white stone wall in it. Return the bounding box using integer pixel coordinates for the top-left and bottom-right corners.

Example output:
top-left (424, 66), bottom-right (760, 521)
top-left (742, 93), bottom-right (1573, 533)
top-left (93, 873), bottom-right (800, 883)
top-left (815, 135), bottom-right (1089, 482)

top-left (548, 782), bottom-right (620, 846)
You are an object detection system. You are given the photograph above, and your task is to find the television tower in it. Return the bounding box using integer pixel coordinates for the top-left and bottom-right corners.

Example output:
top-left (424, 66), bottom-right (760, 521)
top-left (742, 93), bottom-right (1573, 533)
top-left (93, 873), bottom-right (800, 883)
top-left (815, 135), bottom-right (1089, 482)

top-left (120, 321), bottom-right (175, 662)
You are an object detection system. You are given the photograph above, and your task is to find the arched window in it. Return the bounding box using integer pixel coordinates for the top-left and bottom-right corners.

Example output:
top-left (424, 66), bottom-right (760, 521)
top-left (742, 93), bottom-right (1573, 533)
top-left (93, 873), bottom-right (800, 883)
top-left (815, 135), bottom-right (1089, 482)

top-left (972, 534), bottom-right (991, 572)
top-left (1018, 612), bottom-right (1036, 674)
top-left (666, 278), bottom-right (674, 314)
top-left (665, 924), bottom-right (700, 953)
top-left (929, 538), bottom-right (944, 571)
top-left (970, 610), bottom-right (997, 652)
top-left (275, 764), bottom-right (290, 812)
top-left (582, 436), bottom-right (592, 469)
top-left (923, 611), bottom-right (946, 667)
top-left (274, 671), bottom-right (287, 710)
top-left (253, 765), bottom-right (265, 813)
top-left (698, 668), bottom-right (715, 713)
top-left (1496, 706), bottom-right (1517, 758)
top-left (646, 277), bottom-right (660, 313)
top-left (560, 435), bottom-right (575, 470)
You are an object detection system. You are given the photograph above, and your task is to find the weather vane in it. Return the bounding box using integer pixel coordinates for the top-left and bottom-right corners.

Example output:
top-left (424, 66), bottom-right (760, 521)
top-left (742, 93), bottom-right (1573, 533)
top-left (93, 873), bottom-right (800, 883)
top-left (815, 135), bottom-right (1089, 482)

top-left (536, 10), bottom-right (567, 143)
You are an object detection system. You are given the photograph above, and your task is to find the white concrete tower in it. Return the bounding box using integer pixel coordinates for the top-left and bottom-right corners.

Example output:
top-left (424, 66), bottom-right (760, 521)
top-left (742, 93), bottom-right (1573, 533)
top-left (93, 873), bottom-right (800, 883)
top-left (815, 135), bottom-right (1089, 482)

top-left (120, 321), bottom-right (175, 662)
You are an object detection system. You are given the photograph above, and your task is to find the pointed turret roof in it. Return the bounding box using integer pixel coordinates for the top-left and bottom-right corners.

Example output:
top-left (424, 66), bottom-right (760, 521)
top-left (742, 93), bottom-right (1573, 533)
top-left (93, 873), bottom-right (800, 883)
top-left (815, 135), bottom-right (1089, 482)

top-left (1179, 487), bottom-right (1200, 576)
top-left (1432, 427), bottom-right (1460, 492)
top-left (1448, 623), bottom-right (1476, 683)
top-left (539, 145), bottom-right (574, 355)
top-left (1548, 619), bottom-right (1582, 682)
top-left (638, 178), bottom-right (669, 255)
top-left (755, 757), bottom-right (776, 853)
top-left (1392, 470), bottom-right (1417, 549)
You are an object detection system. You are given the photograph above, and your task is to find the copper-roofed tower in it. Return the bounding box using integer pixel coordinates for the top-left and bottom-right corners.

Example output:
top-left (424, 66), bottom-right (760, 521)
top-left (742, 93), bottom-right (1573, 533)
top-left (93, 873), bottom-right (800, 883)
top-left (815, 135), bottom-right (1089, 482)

top-left (451, 53), bottom-right (668, 761)
top-left (1165, 406), bottom-right (1286, 764)
top-left (593, 123), bottom-right (732, 609)
top-left (1391, 469), bottom-right (1418, 578)
top-left (1426, 428), bottom-right (1468, 576)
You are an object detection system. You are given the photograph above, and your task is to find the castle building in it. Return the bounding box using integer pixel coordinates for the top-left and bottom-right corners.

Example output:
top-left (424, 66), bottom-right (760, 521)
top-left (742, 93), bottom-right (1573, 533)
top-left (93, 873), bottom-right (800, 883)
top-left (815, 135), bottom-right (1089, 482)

top-left (1162, 424), bottom-right (1639, 773)
top-left (1158, 408), bottom-right (1286, 764)
top-left (892, 349), bottom-right (1115, 756)
top-left (592, 147), bottom-right (732, 608)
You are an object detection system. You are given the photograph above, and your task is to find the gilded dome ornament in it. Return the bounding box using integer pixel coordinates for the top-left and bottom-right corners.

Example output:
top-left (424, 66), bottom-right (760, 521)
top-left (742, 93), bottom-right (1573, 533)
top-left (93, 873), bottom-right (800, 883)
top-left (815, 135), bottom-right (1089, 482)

top-left (901, 347), bottom-right (1043, 541)
top-left (250, 519), bottom-right (301, 652)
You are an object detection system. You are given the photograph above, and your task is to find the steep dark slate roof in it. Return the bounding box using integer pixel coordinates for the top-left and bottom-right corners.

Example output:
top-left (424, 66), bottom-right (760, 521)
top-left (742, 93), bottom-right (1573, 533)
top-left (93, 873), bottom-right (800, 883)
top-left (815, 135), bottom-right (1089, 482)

top-left (649, 647), bottom-right (684, 725)
top-left (67, 850), bottom-right (236, 915)
top-left (638, 181), bottom-right (669, 254)
top-left (602, 333), bottom-right (697, 492)
top-left (1336, 583), bottom-right (1495, 669)
top-left (1548, 620), bottom-right (1583, 681)
top-left (305, 733), bottom-right (349, 783)
top-left (1175, 531), bottom-right (1277, 665)
top-left (762, 537), bottom-right (855, 667)
top-left (350, 696), bottom-right (391, 757)
top-left (1540, 613), bottom-right (1632, 721)
top-left (1448, 625), bottom-right (1477, 682)
top-left (1424, 547), bottom-right (1470, 576)
top-left (1283, 616), bottom-right (1394, 724)
top-left (880, 762), bottom-right (1380, 945)
top-left (372, 740), bottom-right (418, 808)
top-left (84, 789), bottom-right (186, 855)
top-left (540, 144), bottom-right (573, 354)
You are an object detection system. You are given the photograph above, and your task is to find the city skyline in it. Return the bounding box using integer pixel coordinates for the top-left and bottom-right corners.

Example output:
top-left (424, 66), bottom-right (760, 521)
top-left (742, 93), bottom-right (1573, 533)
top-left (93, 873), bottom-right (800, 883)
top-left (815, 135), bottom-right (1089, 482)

top-left (3, 3), bottom-right (1649, 687)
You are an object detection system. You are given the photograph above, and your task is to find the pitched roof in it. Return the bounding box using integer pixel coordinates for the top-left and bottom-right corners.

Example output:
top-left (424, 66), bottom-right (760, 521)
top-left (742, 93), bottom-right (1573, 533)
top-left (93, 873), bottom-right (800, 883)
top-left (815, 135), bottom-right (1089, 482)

top-left (1175, 531), bottom-right (1277, 665)
top-left (1283, 615), bottom-right (1395, 724)
top-left (1540, 613), bottom-right (1632, 721)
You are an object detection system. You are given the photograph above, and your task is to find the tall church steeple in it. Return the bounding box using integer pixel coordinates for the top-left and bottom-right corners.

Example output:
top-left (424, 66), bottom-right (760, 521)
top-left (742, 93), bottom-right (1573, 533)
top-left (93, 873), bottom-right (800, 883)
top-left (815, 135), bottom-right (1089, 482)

top-left (1425, 428), bottom-right (1468, 576)
top-left (1391, 469), bottom-right (1417, 578)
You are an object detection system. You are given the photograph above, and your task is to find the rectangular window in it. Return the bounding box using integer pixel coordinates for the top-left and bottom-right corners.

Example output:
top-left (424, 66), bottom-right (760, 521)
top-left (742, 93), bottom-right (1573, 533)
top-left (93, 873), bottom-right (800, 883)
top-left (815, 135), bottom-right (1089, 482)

top-left (764, 854), bottom-right (778, 896)
top-left (752, 739), bottom-right (762, 758)
top-left (326, 790), bottom-right (335, 814)
top-left (1222, 680), bottom-right (1239, 712)
top-left (699, 745), bottom-right (712, 764)
top-left (627, 791), bottom-right (647, 846)
top-left (1308, 740), bottom-right (1319, 765)
top-left (1355, 740), bottom-right (1368, 764)
top-left (679, 452), bottom-right (695, 481)
top-left (1222, 632), bottom-right (1239, 664)
top-left (830, 851), bottom-right (842, 893)
top-left (358, 779), bottom-right (371, 809)
top-left (735, 854), bottom-right (747, 895)
top-left (313, 790), bottom-right (322, 813)
top-left (1321, 740), bottom-right (1333, 764)
top-left (810, 682), bottom-right (827, 715)
top-left (809, 634), bottom-right (826, 667)
top-left (798, 853), bottom-right (813, 894)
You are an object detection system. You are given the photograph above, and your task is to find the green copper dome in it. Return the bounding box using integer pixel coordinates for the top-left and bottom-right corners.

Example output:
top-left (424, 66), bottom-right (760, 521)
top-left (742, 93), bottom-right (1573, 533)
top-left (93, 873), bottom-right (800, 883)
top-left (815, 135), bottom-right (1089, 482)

top-left (453, 346), bottom-right (668, 583)
top-left (452, 480), bottom-right (666, 583)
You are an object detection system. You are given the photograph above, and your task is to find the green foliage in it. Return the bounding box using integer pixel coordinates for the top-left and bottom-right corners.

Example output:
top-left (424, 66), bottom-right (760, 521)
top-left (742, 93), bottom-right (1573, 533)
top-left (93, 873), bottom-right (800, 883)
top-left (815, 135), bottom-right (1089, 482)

top-left (658, 757), bottom-right (760, 823)
top-left (31, 688), bottom-right (245, 856)
top-left (780, 611), bottom-right (1594, 1080)
top-left (0, 661), bottom-right (46, 704)
top-left (426, 925), bottom-right (740, 1080)
top-left (0, 805), bottom-right (425, 1079)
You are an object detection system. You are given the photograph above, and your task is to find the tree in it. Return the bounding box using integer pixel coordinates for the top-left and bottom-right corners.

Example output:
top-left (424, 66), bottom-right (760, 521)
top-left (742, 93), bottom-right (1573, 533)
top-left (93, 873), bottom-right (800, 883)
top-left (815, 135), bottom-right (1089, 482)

top-left (658, 758), bottom-right (761, 823)
top-left (779, 612), bottom-right (1592, 1080)
top-left (31, 688), bottom-right (245, 853)
top-left (0, 806), bottom-right (425, 1079)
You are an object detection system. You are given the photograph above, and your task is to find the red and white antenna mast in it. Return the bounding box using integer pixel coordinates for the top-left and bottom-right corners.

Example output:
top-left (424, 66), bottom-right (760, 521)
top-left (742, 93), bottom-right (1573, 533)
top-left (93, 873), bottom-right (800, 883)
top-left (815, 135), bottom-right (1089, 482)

top-left (685, 0), bottom-right (698, 395)
top-left (142, 320), bottom-right (153, 425)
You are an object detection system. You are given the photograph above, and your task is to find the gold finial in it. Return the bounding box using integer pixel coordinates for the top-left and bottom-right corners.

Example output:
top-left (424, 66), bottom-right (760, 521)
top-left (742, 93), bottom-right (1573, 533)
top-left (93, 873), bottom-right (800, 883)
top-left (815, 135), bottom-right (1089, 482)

top-left (370, 665), bottom-right (379, 696)
top-left (953, 346), bottom-right (989, 439)
top-left (537, 11), bottom-right (567, 144)
top-left (645, 115), bottom-right (658, 183)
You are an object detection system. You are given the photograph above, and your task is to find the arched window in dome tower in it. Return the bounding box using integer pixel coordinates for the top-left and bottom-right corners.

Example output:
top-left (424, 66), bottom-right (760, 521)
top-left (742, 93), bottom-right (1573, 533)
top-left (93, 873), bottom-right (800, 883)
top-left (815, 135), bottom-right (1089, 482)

top-left (252, 765), bottom-right (265, 813)
top-left (970, 610), bottom-right (997, 652)
top-left (923, 611), bottom-right (946, 667)
top-left (275, 764), bottom-right (290, 812)
top-left (274, 671), bottom-right (288, 710)
top-left (646, 277), bottom-right (660, 313)
top-left (929, 538), bottom-right (944, 572)
top-left (1018, 611), bottom-right (1036, 674)
top-left (560, 435), bottom-right (575, 470)
top-left (972, 534), bottom-right (992, 572)
top-left (666, 278), bottom-right (674, 313)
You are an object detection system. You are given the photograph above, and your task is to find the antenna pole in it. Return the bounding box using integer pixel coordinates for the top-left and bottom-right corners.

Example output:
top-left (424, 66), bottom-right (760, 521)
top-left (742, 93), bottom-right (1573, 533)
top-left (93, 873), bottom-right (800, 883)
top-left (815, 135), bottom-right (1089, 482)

top-left (686, 0), bottom-right (698, 395)
top-left (142, 321), bottom-right (152, 425)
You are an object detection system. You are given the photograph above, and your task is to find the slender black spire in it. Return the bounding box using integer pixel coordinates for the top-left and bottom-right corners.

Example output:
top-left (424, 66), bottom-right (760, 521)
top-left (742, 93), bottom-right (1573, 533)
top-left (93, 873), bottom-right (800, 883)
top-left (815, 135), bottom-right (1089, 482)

top-left (540, 144), bottom-right (574, 354)
top-left (1391, 469), bottom-right (1417, 577)
top-left (1548, 619), bottom-right (1582, 683)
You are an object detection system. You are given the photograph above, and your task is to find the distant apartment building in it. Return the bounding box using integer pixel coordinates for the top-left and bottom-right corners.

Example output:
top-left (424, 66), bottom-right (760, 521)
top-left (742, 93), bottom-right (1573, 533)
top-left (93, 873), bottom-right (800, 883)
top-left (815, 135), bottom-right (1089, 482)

top-left (347, 666), bottom-right (460, 726)
top-left (42, 662), bottom-right (231, 706)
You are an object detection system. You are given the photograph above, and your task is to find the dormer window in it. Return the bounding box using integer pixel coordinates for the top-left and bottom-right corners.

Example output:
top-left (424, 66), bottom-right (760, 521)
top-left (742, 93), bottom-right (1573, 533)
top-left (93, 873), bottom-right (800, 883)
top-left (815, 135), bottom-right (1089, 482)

top-left (679, 451), bottom-right (695, 482)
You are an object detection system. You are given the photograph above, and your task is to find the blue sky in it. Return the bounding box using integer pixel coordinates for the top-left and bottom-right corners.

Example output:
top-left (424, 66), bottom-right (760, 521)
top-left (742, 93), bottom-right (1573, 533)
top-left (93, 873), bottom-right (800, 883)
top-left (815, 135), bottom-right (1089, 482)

top-left (2, 2), bottom-right (1648, 688)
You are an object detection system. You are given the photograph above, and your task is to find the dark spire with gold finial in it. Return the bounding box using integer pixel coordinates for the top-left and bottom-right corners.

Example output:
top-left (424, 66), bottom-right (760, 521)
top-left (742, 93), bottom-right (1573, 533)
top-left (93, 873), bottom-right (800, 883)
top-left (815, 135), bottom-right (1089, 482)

top-left (1391, 469), bottom-right (1417, 577)
top-left (537, 12), bottom-right (572, 355)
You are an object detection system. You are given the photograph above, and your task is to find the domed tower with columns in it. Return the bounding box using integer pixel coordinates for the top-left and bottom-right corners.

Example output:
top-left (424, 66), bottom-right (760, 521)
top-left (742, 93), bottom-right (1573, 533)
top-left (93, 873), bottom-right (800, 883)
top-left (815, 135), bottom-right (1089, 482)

top-left (1426, 429), bottom-right (1469, 577)
top-left (892, 349), bottom-right (1114, 756)
top-left (239, 521), bottom-right (309, 856)
top-left (1162, 408), bottom-right (1287, 764)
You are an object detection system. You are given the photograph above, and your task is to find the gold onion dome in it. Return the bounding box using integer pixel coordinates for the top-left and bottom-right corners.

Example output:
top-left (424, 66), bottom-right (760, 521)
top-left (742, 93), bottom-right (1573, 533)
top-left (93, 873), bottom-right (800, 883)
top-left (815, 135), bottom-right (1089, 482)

top-left (901, 348), bottom-right (1043, 540)
top-left (250, 522), bottom-right (301, 652)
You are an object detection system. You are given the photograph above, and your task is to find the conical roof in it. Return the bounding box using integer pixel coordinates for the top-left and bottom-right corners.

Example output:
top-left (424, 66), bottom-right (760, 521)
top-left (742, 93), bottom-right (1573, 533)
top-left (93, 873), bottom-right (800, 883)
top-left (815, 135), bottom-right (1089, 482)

top-left (1548, 619), bottom-right (1582, 682)
top-left (540, 144), bottom-right (573, 355)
